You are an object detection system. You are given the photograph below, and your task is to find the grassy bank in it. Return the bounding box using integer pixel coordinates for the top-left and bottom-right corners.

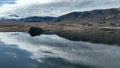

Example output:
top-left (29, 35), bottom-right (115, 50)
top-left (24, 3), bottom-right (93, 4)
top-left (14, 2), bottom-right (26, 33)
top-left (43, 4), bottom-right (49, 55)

top-left (0, 23), bottom-right (120, 45)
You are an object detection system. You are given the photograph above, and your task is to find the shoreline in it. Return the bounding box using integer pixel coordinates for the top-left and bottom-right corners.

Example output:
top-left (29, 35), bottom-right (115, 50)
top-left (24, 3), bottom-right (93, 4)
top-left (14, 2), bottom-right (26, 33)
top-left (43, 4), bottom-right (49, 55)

top-left (0, 23), bottom-right (120, 45)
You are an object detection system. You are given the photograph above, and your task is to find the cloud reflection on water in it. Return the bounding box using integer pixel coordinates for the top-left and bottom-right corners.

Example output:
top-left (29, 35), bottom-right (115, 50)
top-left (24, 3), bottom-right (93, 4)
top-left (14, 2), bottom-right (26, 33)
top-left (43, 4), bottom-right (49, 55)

top-left (0, 32), bottom-right (120, 68)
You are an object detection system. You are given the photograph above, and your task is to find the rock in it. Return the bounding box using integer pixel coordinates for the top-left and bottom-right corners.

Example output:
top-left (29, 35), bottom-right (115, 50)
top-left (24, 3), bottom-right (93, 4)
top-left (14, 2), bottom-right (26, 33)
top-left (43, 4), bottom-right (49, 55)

top-left (28, 27), bottom-right (44, 36)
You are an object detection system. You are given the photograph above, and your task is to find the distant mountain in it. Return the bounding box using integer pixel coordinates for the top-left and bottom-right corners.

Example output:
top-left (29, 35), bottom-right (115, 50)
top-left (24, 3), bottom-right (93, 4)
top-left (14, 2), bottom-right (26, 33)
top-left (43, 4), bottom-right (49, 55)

top-left (54, 12), bottom-right (81, 23)
top-left (0, 14), bottom-right (22, 23)
top-left (0, 8), bottom-right (120, 25)
top-left (54, 8), bottom-right (120, 25)
top-left (20, 16), bottom-right (56, 22)
top-left (0, 14), bottom-right (20, 20)
top-left (0, 16), bottom-right (56, 23)
top-left (9, 14), bottom-right (19, 18)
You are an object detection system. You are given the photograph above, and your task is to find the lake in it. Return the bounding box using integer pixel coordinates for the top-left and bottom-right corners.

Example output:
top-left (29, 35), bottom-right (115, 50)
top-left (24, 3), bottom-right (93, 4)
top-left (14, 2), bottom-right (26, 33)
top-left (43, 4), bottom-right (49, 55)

top-left (0, 32), bottom-right (120, 68)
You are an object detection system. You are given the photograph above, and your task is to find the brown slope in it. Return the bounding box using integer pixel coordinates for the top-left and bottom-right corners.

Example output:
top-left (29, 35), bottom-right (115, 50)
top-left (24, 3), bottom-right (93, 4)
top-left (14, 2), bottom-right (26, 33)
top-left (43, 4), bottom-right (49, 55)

top-left (54, 8), bottom-right (120, 25)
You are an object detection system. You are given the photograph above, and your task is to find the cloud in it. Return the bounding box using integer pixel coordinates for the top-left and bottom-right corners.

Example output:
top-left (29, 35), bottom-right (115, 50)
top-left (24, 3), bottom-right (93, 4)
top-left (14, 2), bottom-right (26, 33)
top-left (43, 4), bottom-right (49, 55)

top-left (0, 0), bottom-right (120, 17)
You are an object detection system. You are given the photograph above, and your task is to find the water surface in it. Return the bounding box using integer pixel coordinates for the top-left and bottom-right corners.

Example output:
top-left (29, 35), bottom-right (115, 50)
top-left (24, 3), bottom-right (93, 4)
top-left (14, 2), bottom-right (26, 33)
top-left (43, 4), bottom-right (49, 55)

top-left (0, 32), bottom-right (120, 68)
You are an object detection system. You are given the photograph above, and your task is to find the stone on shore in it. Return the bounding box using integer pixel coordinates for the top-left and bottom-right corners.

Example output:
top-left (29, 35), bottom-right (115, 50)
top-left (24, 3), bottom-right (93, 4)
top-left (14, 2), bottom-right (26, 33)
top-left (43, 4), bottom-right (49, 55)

top-left (28, 27), bottom-right (44, 36)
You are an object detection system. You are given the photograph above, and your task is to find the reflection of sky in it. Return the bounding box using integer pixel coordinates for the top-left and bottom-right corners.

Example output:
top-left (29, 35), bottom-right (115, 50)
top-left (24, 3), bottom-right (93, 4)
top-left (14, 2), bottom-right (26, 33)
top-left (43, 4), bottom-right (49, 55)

top-left (0, 42), bottom-right (37, 68)
top-left (0, 32), bottom-right (120, 68)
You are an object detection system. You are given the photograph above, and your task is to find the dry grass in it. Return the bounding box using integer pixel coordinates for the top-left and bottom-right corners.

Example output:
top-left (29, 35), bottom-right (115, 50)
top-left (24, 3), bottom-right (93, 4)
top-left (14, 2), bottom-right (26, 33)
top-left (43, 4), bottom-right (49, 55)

top-left (0, 23), bottom-right (119, 33)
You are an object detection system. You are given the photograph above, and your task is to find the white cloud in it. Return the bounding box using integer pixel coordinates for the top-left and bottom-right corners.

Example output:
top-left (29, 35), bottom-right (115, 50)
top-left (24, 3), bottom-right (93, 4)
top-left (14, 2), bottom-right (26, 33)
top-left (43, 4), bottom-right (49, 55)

top-left (0, 0), bottom-right (120, 17)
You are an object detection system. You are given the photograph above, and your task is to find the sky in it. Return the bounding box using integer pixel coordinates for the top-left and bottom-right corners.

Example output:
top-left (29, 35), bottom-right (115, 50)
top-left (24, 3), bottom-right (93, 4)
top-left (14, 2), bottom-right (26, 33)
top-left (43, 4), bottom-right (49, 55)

top-left (0, 0), bottom-right (120, 18)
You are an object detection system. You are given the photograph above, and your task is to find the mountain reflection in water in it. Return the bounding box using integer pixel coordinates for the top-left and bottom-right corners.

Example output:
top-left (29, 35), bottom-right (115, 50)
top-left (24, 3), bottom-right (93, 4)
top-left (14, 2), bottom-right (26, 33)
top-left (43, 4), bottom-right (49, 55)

top-left (0, 32), bottom-right (120, 68)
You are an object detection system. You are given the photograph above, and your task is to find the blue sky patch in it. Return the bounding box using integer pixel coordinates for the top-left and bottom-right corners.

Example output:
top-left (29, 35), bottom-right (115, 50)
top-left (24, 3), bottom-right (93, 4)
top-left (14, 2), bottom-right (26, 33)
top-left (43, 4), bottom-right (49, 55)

top-left (0, 0), bottom-right (15, 5)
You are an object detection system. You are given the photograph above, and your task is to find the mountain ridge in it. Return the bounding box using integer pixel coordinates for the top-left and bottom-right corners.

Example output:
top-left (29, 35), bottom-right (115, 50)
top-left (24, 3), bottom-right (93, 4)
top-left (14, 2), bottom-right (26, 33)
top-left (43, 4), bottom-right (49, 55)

top-left (20, 16), bottom-right (56, 22)
top-left (0, 8), bottom-right (120, 25)
top-left (53, 8), bottom-right (120, 25)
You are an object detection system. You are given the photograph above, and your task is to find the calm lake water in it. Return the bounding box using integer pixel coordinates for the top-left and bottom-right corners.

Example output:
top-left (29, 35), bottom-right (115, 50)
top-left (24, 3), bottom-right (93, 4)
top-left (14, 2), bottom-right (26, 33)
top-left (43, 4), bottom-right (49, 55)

top-left (0, 32), bottom-right (120, 68)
